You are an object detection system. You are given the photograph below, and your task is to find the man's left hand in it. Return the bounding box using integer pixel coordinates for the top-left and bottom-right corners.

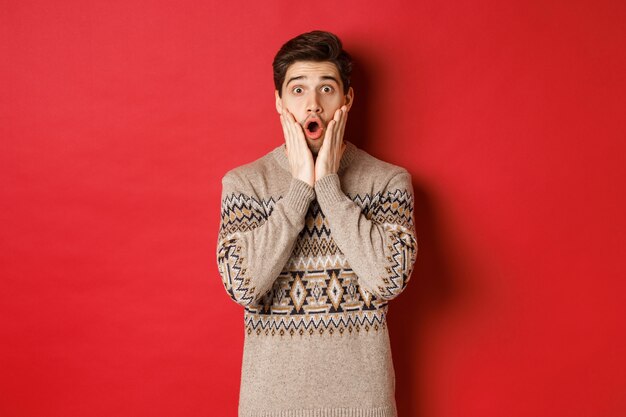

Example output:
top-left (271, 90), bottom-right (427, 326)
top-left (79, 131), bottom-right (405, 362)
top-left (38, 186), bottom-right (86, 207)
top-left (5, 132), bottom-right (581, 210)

top-left (315, 105), bottom-right (348, 181)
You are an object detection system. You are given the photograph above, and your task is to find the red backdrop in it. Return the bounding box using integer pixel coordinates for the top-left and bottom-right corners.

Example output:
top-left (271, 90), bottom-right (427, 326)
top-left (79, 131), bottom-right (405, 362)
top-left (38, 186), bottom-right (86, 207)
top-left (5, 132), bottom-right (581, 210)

top-left (2, 1), bottom-right (625, 416)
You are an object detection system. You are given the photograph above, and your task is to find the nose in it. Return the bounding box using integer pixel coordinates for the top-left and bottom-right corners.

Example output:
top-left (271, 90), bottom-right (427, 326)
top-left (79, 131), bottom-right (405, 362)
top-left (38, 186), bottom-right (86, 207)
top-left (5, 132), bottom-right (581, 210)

top-left (306, 93), bottom-right (322, 114)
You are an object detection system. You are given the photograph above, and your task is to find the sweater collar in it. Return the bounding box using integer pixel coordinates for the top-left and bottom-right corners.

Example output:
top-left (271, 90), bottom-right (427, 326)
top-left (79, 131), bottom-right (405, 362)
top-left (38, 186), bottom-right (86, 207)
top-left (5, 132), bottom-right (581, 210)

top-left (272, 140), bottom-right (358, 173)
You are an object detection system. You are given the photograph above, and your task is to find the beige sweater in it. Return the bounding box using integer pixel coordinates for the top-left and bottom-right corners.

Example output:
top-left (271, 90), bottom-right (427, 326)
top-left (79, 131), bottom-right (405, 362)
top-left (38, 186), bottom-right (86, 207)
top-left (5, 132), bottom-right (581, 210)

top-left (217, 140), bottom-right (418, 417)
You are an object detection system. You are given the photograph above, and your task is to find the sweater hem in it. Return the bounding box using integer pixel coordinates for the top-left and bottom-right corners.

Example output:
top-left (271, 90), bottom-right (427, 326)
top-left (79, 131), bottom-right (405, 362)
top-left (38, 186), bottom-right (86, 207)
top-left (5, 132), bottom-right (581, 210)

top-left (240, 405), bottom-right (397, 417)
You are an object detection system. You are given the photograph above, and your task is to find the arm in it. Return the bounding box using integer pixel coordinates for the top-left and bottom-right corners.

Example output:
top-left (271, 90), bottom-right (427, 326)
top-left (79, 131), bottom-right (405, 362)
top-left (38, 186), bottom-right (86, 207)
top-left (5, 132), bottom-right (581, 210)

top-left (314, 170), bottom-right (418, 301)
top-left (216, 172), bottom-right (315, 307)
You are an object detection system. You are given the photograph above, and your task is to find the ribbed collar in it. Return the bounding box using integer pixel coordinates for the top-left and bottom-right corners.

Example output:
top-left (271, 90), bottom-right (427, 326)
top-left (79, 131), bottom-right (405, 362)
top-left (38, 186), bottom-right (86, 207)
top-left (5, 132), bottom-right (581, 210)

top-left (271, 140), bottom-right (358, 173)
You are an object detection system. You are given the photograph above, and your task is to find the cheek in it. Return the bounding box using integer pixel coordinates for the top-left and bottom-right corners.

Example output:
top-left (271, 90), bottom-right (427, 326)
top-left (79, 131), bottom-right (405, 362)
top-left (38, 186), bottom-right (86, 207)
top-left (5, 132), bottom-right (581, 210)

top-left (324, 96), bottom-right (344, 110)
top-left (287, 102), bottom-right (308, 120)
top-left (282, 98), bottom-right (299, 112)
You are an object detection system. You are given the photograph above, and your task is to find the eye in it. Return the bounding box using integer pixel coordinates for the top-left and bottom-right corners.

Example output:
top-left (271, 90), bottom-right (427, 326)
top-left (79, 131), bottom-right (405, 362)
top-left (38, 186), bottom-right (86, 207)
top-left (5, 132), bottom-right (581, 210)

top-left (292, 86), bottom-right (304, 94)
top-left (321, 85), bottom-right (334, 93)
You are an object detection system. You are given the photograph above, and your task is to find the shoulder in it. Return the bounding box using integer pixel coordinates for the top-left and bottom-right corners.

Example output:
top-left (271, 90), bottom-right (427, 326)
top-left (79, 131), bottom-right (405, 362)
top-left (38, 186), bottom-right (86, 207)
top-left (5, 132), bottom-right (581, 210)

top-left (220, 145), bottom-right (288, 197)
top-left (346, 145), bottom-right (412, 191)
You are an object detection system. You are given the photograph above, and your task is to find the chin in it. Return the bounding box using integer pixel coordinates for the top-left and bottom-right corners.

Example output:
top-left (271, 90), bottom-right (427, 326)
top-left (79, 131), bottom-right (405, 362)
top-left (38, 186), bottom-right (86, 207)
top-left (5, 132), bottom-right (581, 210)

top-left (306, 140), bottom-right (322, 154)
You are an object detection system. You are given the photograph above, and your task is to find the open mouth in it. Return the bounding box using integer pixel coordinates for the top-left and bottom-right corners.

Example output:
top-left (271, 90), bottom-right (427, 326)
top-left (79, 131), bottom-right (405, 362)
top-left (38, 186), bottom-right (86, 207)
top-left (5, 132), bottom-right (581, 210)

top-left (304, 119), bottom-right (323, 139)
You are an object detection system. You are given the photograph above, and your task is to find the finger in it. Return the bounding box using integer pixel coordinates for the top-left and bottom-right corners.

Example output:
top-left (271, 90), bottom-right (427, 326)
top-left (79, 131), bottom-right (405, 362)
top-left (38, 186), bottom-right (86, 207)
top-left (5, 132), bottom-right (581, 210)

top-left (333, 107), bottom-right (342, 124)
top-left (334, 109), bottom-right (345, 144)
top-left (318, 120), bottom-right (332, 154)
top-left (284, 110), bottom-right (312, 166)
top-left (280, 114), bottom-right (291, 153)
top-left (283, 110), bottom-right (298, 144)
top-left (280, 114), bottom-right (290, 139)
top-left (326, 119), bottom-right (336, 141)
top-left (324, 120), bottom-right (337, 154)
top-left (281, 113), bottom-right (295, 155)
top-left (338, 107), bottom-right (348, 140)
top-left (285, 110), bottom-right (305, 143)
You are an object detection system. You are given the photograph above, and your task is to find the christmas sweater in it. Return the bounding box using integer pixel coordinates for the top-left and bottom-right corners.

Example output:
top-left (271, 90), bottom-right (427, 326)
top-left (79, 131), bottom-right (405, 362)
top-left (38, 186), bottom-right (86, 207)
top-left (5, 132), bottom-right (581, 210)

top-left (217, 140), bottom-right (418, 417)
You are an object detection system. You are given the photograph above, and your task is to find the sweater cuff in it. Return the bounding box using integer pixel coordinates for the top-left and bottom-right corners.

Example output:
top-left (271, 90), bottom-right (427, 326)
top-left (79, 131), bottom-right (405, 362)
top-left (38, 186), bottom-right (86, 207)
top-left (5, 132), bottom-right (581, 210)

top-left (283, 177), bottom-right (315, 214)
top-left (315, 173), bottom-right (348, 207)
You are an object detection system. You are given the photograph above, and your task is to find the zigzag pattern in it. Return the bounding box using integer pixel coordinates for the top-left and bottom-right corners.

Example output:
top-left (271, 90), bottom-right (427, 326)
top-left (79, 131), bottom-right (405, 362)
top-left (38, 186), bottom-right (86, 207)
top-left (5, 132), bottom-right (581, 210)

top-left (291, 236), bottom-right (340, 258)
top-left (375, 226), bottom-right (418, 299)
top-left (286, 253), bottom-right (350, 270)
top-left (297, 201), bottom-right (336, 239)
top-left (244, 308), bottom-right (387, 338)
top-left (246, 268), bottom-right (388, 315)
top-left (219, 189), bottom-right (414, 240)
top-left (218, 193), bottom-right (279, 240)
top-left (216, 237), bottom-right (257, 306)
top-left (350, 189), bottom-right (414, 230)
top-left (217, 187), bottom-right (416, 336)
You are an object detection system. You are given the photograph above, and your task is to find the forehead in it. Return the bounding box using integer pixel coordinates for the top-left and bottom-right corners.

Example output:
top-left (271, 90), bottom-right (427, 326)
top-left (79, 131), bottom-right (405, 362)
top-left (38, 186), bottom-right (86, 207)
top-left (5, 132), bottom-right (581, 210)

top-left (284, 61), bottom-right (342, 85)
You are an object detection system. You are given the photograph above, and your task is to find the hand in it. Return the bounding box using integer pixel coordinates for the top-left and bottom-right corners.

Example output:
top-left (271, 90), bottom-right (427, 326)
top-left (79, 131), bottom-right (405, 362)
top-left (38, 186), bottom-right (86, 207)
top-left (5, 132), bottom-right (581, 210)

top-left (280, 108), bottom-right (315, 187)
top-left (315, 105), bottom-right (348, 181)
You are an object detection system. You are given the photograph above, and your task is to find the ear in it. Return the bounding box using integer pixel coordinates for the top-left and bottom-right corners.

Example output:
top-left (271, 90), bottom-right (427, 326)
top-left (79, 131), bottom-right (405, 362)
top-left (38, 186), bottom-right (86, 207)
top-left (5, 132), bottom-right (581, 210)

top-left (275, 90), bottom-right (283, 114)
top-left (344, 87), bottom-right (354, 111)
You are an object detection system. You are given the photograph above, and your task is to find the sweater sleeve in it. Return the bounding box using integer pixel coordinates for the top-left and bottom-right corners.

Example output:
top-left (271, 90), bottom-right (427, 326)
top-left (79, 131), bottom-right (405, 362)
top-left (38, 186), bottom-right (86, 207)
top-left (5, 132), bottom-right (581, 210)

top-left (314, 170), bottom-right (418, 301)
top-left (216, 171), bottom-right (315, 307)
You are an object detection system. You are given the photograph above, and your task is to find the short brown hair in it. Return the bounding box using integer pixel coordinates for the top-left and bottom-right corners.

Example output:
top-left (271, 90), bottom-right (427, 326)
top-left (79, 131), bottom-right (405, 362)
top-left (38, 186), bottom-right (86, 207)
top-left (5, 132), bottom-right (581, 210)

top-left (273, 30), bottom-right (352, 97)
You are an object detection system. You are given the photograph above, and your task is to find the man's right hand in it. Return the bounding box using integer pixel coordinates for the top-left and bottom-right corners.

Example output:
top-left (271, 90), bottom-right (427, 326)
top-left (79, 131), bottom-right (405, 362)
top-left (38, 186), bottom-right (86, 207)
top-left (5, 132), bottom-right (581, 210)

top-left (280, 109), bottom-right (315, 187)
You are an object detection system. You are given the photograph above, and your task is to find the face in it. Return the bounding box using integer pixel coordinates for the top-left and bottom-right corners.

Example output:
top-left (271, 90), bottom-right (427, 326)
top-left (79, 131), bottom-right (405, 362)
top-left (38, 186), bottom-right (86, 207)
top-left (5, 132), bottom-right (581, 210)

top-left (275, 61), bottom-right (354, 155)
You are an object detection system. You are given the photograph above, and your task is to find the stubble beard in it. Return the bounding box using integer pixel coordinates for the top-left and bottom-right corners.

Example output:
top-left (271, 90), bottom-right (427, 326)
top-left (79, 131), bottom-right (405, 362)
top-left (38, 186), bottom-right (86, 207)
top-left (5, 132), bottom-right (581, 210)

top-left (306, 137), bottom-right (322, 158)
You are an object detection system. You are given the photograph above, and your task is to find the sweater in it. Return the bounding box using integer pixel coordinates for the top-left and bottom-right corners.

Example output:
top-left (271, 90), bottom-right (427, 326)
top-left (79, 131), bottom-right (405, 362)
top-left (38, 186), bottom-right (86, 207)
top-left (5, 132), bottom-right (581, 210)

top-left (216, 140), bottom-right (418, 417)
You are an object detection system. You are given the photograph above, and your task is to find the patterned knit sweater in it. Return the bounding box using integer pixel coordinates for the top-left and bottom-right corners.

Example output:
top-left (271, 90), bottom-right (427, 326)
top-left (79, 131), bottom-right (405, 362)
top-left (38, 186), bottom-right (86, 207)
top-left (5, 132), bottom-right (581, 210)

top-left (217, 140), bottom-right (418, 417)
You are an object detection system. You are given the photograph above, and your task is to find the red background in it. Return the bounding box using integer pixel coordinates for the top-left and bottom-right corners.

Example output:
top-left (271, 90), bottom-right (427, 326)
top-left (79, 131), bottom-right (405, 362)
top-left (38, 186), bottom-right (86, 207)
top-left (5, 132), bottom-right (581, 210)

top-left (2, 1), bottom-right (625, 416)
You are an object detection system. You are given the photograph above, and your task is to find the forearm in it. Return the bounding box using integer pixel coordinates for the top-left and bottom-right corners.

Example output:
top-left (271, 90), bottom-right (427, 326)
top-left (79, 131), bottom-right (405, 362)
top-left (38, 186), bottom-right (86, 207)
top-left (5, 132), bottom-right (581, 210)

top-left (217, 177), bottom-right (315, 306)
top-left (315, 173), bottom-right (418, 301)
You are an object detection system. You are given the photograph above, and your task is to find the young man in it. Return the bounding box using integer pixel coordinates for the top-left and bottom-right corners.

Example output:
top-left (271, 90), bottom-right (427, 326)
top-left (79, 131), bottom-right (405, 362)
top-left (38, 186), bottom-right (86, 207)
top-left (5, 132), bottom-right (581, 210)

top-left (217, 30), bottom-right (417, 417)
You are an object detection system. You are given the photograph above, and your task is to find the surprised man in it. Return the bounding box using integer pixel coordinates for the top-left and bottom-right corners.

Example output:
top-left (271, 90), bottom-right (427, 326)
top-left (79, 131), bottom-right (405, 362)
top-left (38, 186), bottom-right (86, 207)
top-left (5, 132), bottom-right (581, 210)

top-left (217, 30), bottom-right (418, 417)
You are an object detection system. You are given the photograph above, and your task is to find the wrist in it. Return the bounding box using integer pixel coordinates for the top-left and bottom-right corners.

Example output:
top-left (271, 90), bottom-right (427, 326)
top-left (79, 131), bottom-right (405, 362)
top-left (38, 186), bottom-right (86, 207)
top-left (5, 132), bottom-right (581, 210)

top-left (294, 172), bottom-right (314, 187)
top-left (284, 177), bottom-right (315, 213)
top-left (314, 173), bottom-right (347, 207)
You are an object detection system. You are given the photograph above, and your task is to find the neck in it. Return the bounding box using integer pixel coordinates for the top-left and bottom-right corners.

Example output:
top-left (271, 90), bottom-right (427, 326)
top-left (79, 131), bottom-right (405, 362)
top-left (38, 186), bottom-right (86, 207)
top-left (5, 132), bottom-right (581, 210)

top-left (274, 140), bottom-right (357, 174)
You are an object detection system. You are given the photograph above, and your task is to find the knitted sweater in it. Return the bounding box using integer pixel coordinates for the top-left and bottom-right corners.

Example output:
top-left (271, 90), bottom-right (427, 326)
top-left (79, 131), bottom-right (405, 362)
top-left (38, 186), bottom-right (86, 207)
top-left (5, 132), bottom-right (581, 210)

top-left (216, 140), bottom-right (418, 417)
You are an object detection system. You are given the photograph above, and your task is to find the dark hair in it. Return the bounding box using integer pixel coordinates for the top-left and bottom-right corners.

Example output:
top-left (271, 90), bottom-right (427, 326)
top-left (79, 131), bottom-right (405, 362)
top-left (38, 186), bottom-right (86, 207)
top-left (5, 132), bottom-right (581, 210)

top-left (273, 30), bottom-right (352, 97)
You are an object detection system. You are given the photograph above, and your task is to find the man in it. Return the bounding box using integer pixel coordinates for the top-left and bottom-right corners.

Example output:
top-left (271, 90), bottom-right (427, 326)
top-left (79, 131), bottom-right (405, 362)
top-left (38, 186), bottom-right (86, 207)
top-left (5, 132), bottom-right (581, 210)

top-left (217, 30), bottom-right (418, 417)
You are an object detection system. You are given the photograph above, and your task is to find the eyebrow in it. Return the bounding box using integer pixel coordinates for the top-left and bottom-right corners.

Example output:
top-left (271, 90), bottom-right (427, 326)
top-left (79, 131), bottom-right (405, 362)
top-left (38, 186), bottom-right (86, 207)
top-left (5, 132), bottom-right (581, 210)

top-left (285, 75), bottom-right (340, 86)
